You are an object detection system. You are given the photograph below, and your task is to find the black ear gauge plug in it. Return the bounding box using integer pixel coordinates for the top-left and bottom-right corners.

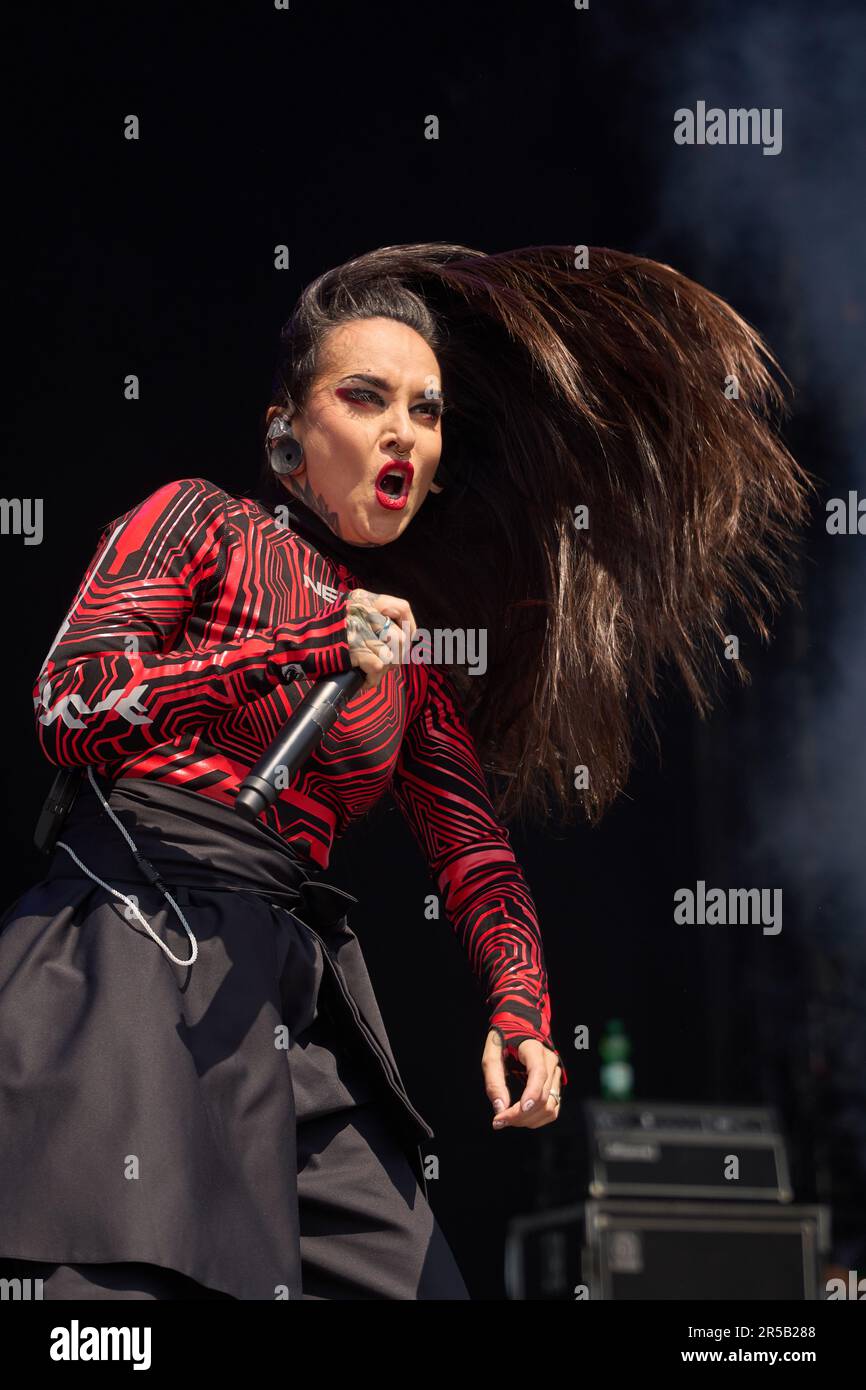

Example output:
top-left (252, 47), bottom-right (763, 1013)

top-left (267, 415), bottom-right (305, 476)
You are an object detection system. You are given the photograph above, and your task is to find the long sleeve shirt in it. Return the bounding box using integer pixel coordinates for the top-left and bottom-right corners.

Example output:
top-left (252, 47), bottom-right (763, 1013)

top-left (33, 476), bottom-right (567, 1086)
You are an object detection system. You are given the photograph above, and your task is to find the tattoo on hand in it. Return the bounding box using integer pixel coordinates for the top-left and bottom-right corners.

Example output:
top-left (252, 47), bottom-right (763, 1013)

top-left (347, 590), bottom-right (391, 653)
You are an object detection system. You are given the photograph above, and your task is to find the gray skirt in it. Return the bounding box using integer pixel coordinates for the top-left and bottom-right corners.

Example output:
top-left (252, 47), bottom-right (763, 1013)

top-left (0, 774), bottom-right (453, 1300)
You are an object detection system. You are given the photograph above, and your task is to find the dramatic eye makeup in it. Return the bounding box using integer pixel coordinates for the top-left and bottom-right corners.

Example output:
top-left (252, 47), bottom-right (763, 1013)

top-left (334, 375), bottom-right (445, 419)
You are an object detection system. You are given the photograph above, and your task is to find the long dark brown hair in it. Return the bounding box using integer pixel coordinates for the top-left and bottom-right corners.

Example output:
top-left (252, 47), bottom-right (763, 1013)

top-left (253, 242), bottom-right (814, 826)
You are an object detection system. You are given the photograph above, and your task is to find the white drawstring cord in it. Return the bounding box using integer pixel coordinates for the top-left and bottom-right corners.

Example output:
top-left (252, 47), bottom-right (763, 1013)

top-left (55, 766), bottom-right (199, 967)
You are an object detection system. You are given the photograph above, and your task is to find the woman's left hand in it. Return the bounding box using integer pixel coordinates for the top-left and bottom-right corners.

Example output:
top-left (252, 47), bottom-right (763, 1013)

top-left (483, 1028), bottom-right (563, 1130)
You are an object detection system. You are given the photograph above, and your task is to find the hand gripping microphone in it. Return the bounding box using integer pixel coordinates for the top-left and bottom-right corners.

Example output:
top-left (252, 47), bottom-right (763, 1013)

top-left (233, 667), bottom-right (366, 821)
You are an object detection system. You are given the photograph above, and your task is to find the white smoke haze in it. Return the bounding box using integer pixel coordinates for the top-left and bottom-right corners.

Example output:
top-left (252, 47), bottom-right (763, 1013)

top-left (644, 0), bottom-right (866, 931)
top-left (636, 0), bottom-right (866, 1255)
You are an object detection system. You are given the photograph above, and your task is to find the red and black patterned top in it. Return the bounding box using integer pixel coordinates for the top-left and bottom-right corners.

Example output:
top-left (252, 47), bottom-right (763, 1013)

top-left (33, 476), bottom-right (566, 1085)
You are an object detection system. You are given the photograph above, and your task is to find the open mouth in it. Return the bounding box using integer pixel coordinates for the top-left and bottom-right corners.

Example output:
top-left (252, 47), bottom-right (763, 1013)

top-left (374, 460), bottom-right (414, 510)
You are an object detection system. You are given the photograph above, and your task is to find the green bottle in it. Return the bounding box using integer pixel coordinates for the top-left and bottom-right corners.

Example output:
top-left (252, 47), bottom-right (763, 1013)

top-left (599, 1018), bottom-right (633, 1100)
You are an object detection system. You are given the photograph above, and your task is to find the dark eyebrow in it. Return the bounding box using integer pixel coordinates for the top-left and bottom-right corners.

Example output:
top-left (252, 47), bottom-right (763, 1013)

top-left (337, 372), bottom-right (445, 401)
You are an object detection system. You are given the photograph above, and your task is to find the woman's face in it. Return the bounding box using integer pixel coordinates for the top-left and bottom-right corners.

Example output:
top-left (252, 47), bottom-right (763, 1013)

top-left (267, 316), bottom-right (445, 547)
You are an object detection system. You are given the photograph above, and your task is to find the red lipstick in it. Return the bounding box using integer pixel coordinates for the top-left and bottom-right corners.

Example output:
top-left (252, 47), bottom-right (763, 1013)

top-left (374, 459), bottom-right (414, 511)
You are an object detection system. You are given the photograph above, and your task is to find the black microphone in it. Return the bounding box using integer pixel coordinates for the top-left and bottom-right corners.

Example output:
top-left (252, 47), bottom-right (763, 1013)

top-left (233, 667), bottom-right (366, 821)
